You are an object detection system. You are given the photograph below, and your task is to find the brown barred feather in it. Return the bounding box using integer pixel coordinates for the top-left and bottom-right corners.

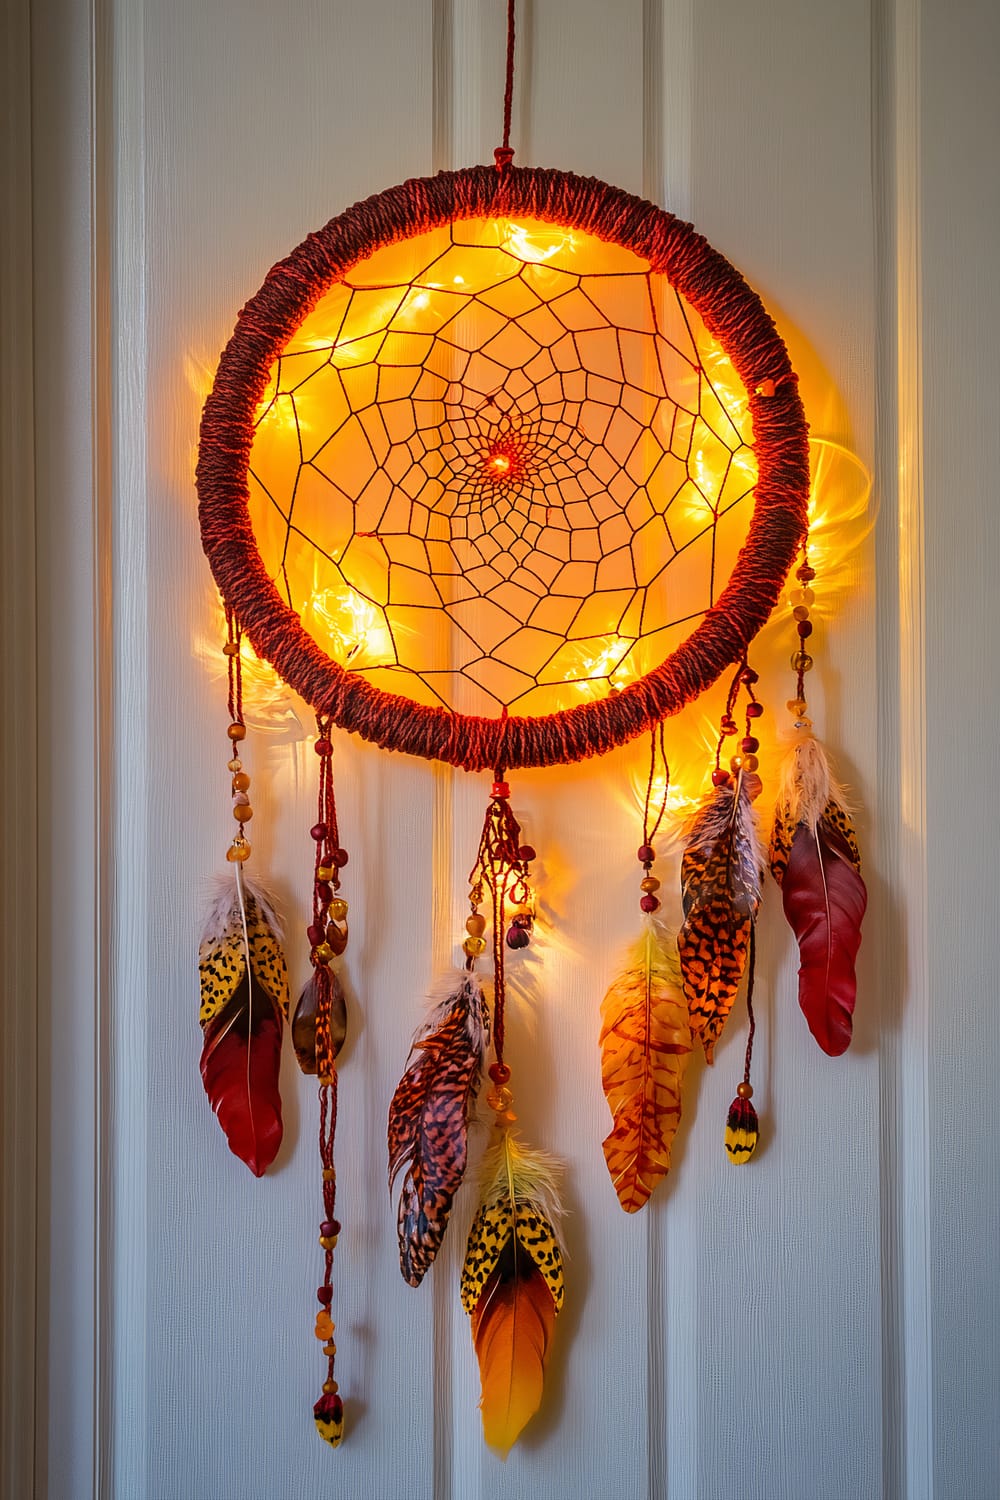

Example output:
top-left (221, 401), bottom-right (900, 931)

top-left (387, 970), bottom-right (489, 1287)
top-left (677, 778), bottom-right (763, 1062)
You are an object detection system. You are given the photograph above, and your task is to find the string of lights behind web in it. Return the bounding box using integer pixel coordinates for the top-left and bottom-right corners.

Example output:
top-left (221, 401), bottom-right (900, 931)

top-left (247, 215), bottom-right (758, 719)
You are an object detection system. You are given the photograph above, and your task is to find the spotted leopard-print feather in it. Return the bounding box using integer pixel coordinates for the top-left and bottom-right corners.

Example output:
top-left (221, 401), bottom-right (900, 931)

top-left (461, 1198), bottom-right (564, 1314)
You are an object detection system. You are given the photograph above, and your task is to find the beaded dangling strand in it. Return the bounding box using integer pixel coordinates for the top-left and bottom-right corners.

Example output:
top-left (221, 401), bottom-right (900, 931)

top-left (293, 718), bottom-right (350, 1447)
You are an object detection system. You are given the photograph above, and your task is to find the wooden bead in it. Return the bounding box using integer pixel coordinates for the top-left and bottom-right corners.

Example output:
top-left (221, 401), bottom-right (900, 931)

top-left (736, 1081), bottom-right (754, 1099)
top-left (466, 913), bottom-right (486, 937)
top-left (792, 605), bottom-right (810, 622)
top-left (322, 1380), bottom-right (337, 1395)
top-left (639, 876), bottom-right (660, 892)
top-left (223, 641), bottom-right (240, 656)
top-left (232, 772), bottom-right (250, 792)
top-left (742, 753), bottom-right (759, 772)
top-left (227, 722), bottom-right (246, 741)
top-left (322, 1167), bottom-right (336, 1182)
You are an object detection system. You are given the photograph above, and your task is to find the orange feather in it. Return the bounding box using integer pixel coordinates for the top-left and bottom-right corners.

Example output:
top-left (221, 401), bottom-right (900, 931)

top-left (472, 1243), bottom-right (556, 1458)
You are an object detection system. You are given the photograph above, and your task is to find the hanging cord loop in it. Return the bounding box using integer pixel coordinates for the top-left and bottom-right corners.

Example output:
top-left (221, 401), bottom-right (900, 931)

top-left (494, 0), bottom-right (517, 171)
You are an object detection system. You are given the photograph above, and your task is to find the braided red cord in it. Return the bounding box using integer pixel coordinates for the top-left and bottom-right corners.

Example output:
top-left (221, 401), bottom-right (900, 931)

top-left (198, 165), bottom-right (809, 772)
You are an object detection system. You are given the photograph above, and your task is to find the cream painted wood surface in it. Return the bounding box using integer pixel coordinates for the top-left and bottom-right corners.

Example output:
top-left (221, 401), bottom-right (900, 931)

top-left (8, 0), bottom-right (999, 1497)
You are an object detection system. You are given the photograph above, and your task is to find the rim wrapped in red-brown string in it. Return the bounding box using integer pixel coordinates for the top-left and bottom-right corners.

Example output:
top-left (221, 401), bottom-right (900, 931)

top-left (197, 163), bottom-right (809, 772)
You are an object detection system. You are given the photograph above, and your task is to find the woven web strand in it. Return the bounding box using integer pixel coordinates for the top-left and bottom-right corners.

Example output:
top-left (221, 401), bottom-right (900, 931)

top-left (198, 166), bottom-right (810, 771)
top-left (248, 217), bottom-right (758, 720)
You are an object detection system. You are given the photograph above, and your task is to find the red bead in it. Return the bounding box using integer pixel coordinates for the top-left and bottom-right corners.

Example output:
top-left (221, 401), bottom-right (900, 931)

top-left (637, 844), bottom-right (655, 863)
top-left (491, 781), bottom-right (510, 799)
top-left (518, 844), bottom-right (536, 862)
top-left (639, 894), bottom-right (661, 914)
top-left (746, 702), bottom-right (764, 719)
top-left (712, 769), bottom-right (730, 786)
top-left (317, 1286), bottom-right (333, 1305)
top-left (316, 882), bottom-right (333, 903)
top-left (797, 620), bottom-right (813, 638)
top-left (720, 716), bottom-right (738, 735)
top-left (740, 667), bottom-right (759, 685)
top-left (741, 736), bottom-right (759, 753)
top-left (797, 564), bottom-right (816, 581)
top-left (307, 924), bottom-right (324, 945)
top-left (310, 822), bottom-right (328, 841)
top-left (314, 739), bottom-right (332, 756)
top-left (332, 848), bottom-right (349, 868)
top-left (320, 1220), bottom-right (336, 1236)
top-left (506, 926), bottom-right (530, 950)
top-left (489, 1062), bottom-right (511, 1084)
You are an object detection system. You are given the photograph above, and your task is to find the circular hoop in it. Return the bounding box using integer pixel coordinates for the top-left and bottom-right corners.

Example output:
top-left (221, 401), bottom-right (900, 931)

top-left (198, 164), bottom-right (809, 771)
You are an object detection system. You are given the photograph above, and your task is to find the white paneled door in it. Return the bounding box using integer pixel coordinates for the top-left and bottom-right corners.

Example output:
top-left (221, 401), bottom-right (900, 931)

top-left (6, 1), bottom-right (999, 1498)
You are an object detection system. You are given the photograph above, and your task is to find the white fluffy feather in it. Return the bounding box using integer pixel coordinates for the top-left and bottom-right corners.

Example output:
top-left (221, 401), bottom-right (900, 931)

top-left (199, 871), bottom-right (285, 947)
top-left (778, 733), bottom-right (848, 831)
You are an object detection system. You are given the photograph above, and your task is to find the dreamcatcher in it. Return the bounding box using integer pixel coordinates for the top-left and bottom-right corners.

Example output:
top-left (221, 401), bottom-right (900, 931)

top-left (195, 0), bottom-right (866, 1457)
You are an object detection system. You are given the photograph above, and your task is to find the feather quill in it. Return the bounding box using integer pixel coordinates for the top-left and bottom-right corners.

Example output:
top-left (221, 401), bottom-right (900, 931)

top-left (461, 1133), bottom-right (564, 1457)
top-left (677, 776), bottom-right (764, 1061)
top-left (599, 925), bottom-right (692, 1211)
top-left (387, 969), bottom-right (489, 1287)
top-left (770, 734), bottom-right (867, 1055)
top-left (198, 871), bottom-right (290, 1176)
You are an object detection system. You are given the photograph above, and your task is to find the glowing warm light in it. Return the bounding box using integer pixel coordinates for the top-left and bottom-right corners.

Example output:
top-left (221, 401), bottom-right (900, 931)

top-left (490, 454), bottom-right (511, 474)
top-left (305, 586), bottom-right (392, 668)
top-left (500, 220), bottom-right (574, 265)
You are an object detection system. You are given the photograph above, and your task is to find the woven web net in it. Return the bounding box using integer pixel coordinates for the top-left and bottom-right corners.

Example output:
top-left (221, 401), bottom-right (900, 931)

top-left (248, 217), bottom-right (757, 718)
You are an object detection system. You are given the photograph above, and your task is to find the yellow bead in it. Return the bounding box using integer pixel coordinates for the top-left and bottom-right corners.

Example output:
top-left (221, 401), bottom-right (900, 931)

top-left (233, 803), bottom-right (253, 821)
top-left (329, 898), bottom-right (348, 920)
top-left (322, 1341), bottom-right (336, 1357)
top-left (466, 913), bottom-right (486, 937)
top-left (319, 1235), bottom-right (334, 1250)
top-left (787, 698), bottom-right (808, 715)
top-left (322, 1167), bottom-right (336, 1182)
top-left (315, 943), bottom-right (333, 964)
top-left (227, 722), bottom-right (246, 741)
top-left (791, 652), bottom-right (814, 672)
top-left (640, 876), bottom-right (660, 892)
top-left (486, 1086), bottom-right (513, 1112)
top-left (736, 1081), bottom-right (754, 1099)
top-left (316, 865), bottom-right (334, 881)
top-left (462, 936), bottom-right (487, 957)
top-left (232, 771), bottom-right (250, 792)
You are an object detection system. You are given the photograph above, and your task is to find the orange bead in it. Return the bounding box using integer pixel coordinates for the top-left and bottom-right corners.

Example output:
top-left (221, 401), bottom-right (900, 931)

top-left (223, 641), bottom-right (240, 657)
top-left (322, 1167), bottom-right (336, 1182)
top-left (322, 1341), bottom-right (336, 1358)
top-left (232, 772), bottom-right (250, 792)
top-left (323, 1380), bottom-right (338, 1395)
top-left (736, 1081), bottom-right (754, 1099)
top-left (486, 1086), bottom-right (513, 1112)
top-left (315, 1312), bottom-right (334, 1340)
top-left (466, 913), bottom-right (486, 937)
top-left (227, 722), bottom-right (246, 741)
top-left (233, 803), bottom-right (253, 821)
top-left (226, 839), bottom-right (251, 863)
top-left (742, 754), bottom-right (759, 772)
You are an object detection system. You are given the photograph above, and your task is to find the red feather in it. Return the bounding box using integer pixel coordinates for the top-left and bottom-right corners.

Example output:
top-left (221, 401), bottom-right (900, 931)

top-left (780, 823), bottom-right (867, 1056)
top-left (200, 974), bottom-right (284, 1175)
